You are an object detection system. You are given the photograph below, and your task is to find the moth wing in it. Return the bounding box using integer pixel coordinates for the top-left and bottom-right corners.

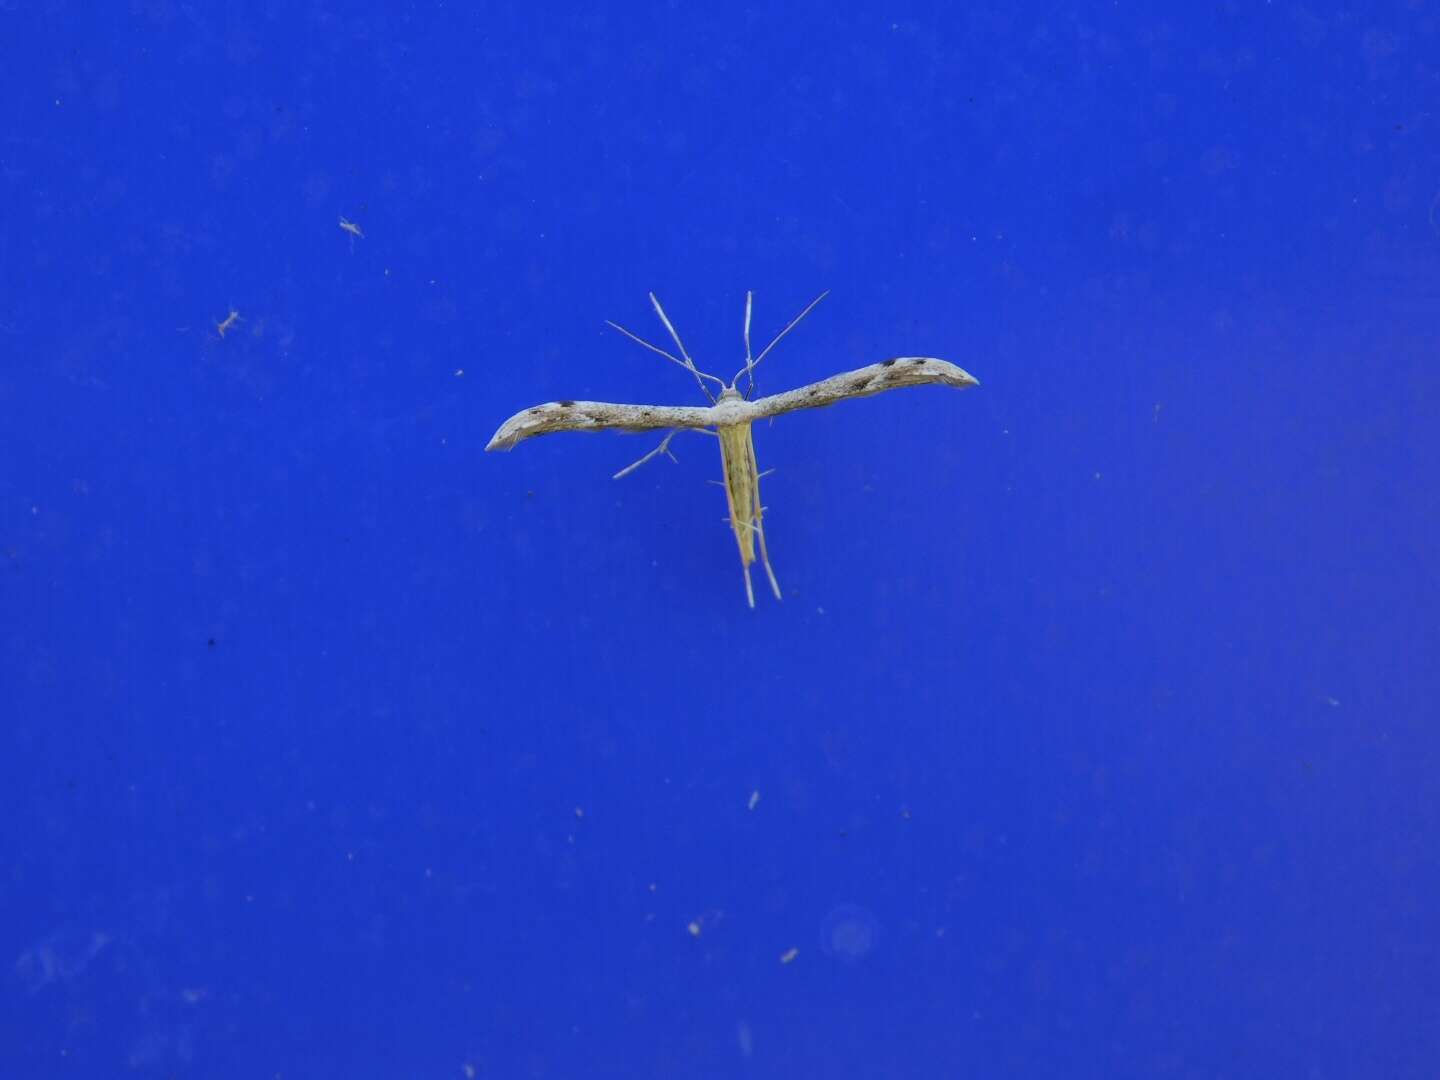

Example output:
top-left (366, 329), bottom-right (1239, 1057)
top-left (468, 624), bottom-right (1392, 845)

top-left (747, 358), bottom-right (978, 421)
top-left (486, 400), bottom-right (714, 451)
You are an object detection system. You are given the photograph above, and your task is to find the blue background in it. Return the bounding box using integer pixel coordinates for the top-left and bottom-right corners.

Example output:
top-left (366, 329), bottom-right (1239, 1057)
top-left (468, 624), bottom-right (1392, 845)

top-left (3, 4), bottom-right (1437, 1077)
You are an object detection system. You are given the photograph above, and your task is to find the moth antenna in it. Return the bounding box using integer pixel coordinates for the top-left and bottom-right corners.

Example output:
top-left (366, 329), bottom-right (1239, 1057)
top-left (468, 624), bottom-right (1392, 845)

top-left (743, 291), bottom-right (755, 398)
top-left (732, 290), bottom-right (829, 387)
top-left (605, 319), bottom-right (725, 401)
top-left (650, 293), bottom-right (722, 404)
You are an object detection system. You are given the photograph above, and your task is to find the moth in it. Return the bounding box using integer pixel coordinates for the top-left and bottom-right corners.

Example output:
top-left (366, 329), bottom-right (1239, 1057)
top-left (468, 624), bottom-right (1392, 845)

top-left (215, 309), bottom-right (241, 338)
top-left (486, 292), bottom-right (979, 607)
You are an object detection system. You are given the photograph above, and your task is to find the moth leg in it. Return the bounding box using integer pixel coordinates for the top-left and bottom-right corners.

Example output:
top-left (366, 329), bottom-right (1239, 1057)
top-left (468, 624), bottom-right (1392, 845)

top-left (741, 561), bottom-right (756, 609)
top-left (748, 440), bottom-right (782, 601)
top-left (614, 428), bottom-right (719, 481)
top-left (731, 516), bottom-right (781, 602)
top-left (613, 430), bottom-right (686, 479)
top-left (754, 513), bottom-right (781, 600)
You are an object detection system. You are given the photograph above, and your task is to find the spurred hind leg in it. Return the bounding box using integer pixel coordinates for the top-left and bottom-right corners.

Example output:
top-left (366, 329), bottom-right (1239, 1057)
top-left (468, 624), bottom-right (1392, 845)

top-left (753, 514), bottom-right (781, 601)
top-left (749, 442), bottom-right (782, 601)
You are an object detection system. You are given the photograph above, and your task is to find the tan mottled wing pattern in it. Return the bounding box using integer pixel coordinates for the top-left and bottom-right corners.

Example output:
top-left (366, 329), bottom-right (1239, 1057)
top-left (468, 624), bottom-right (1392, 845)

top-left (486, 400), bottom-right (716, 451)
top-left (745, 358), bottom-right (979, 421)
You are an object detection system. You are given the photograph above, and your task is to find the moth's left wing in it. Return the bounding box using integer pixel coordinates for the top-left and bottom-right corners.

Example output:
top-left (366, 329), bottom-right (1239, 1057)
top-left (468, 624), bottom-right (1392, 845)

top-left (486, 399), bottom-right (715, 451)
top-left (746, 358), bottom-right (979, 421)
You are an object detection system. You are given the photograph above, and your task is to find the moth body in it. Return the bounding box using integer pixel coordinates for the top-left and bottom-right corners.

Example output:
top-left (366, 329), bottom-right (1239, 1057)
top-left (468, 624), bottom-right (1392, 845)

top-left (716, 416), bottom-right (780, 609)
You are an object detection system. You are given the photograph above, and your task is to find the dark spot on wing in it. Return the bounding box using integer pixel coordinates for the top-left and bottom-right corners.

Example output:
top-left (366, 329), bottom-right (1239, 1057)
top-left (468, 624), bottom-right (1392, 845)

top-left (881, 358), bottom-right (897, 367)
top-left (848, 378), bottom-right (871, 392)
top-left (910, 358), bottom-right (926, 366)
top-left (557, 400), bottom-right (576, 407)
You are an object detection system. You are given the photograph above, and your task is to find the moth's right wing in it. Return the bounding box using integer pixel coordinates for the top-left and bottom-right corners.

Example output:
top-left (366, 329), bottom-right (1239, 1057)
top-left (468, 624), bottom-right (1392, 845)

top-left (486, 400), bottom-right (715, 451)
top-left (746, 357), bottom-right (979, 421)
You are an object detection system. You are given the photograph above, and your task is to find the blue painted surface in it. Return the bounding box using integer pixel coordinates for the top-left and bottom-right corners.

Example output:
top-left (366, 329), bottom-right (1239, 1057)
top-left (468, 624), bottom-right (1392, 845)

top-left (3, 5), bottom-right (1437, 1077)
